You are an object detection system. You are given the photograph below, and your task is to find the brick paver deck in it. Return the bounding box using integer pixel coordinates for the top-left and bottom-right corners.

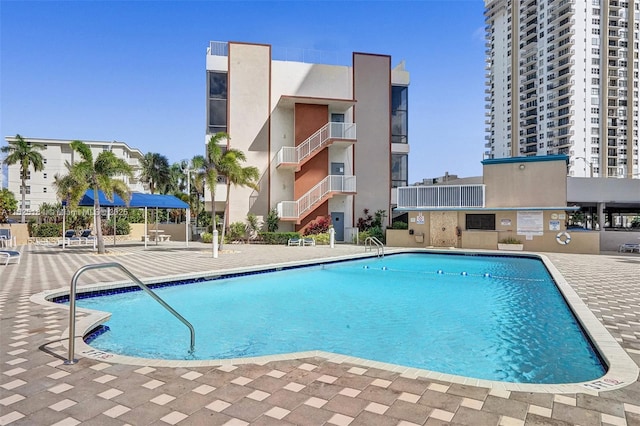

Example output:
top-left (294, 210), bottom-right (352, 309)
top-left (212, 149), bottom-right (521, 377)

top-left (1, 242), bottom-right (639, 425)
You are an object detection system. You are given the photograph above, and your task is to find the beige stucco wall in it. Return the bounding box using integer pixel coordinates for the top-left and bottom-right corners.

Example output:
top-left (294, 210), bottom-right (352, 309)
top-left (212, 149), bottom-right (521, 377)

top-left (228, 43), bottom-right (271, 225)
top-left (0, 224), bottom-right (28, 245)
top-left (353, 53), bottom-right (391, 225)
top-left (130, 223), bottom-right (186, 242)
top-left (483, 159), bottom-right (567, 207)
top-left (388, 209), bottom-right (599, 254)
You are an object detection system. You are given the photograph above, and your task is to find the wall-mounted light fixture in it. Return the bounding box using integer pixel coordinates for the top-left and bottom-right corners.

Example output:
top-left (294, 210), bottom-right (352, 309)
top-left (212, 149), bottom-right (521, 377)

top-left (519, 164), bottom-right (525, 170)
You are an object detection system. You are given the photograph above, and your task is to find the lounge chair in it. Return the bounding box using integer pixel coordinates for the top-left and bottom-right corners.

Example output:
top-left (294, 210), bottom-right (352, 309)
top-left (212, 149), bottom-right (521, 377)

top-left (0, 250), bottom-right (20, 265)
top-left (288, 238), bottom-right (301, 246)
top-left (303, 237), bottom-right (316, 246)
top-left (619, 243), bottom-right (640, 253)
top-left (0, 229), bottom-right (12, 248)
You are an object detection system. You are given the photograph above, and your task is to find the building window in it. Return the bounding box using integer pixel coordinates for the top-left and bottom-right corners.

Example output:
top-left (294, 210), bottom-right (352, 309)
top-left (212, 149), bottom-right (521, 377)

top-left (465, 214), bottom-right (496, 230)
top-left (207, 71), bottom-right (228, 135)
top-left (25, 186), bottom-right (31, 195)
top-left (391, 154), bottom-right (408, 188)
top-left (391, 85), bottom-right (408, 144)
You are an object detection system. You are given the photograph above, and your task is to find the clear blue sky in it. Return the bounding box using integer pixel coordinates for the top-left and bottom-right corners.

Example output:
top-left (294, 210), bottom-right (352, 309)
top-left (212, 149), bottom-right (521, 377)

top-left (1, 0), bottom-right (486, 183)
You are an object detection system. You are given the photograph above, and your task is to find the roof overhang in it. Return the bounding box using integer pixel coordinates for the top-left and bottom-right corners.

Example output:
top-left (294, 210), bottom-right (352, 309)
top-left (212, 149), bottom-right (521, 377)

top-left (276, 95), bottom-right (356, 111)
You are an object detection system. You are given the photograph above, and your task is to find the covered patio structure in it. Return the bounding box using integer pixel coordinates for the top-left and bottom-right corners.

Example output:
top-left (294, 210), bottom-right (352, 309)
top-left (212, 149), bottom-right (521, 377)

top-left (71, 190), bottom-right (190, 248)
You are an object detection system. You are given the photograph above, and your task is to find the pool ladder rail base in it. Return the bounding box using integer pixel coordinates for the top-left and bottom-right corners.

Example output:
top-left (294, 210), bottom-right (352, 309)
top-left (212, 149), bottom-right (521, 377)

top-left (364, 236), bottom-right (384, 257)
top-left (64, 262), bottom-right (195, 365)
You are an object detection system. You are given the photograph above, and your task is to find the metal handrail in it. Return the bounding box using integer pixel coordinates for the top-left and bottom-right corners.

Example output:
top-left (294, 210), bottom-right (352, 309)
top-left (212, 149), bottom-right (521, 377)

top-left (65, 262), bottom-right (195, 364)
top-left (364, 236), bottom-right (384, 258)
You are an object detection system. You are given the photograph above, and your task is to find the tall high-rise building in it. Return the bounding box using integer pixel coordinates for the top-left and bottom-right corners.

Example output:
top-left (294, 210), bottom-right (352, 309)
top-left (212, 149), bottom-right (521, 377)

top-left (484, 0), bottom-right (639, 178)
top-left (205, 41), bottom-right (409, 240)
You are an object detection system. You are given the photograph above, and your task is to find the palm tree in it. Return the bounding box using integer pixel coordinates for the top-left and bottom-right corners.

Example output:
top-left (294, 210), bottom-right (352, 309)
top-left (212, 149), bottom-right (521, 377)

top-left (219, 153), bottom-right (259, 246)
top-left (1, 134), bottom-right (45, 223)
top-left (64, 140), bottom-right (133, 254)
top-left (139, 152), bottom-right (170, 194)
top-left (184, 156), bottom-right (206, 226)
top-left (199, 132), bottom-right (232, 232)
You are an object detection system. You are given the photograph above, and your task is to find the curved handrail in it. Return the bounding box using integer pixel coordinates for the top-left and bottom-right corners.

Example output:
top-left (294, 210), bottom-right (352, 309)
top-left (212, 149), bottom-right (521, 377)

top-left (364, 236), bottom-right (384, 257)
top-left (65, 262), bottom-right (195, 364)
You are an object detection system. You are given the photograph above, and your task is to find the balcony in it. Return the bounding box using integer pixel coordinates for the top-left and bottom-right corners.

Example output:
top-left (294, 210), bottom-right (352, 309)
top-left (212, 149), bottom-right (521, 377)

top-left (276, 122), bottom-right (356, 171)
top-left (277, 175), bottom-right (356, 223)
top-left (396, 185), bottom-right (485, 209)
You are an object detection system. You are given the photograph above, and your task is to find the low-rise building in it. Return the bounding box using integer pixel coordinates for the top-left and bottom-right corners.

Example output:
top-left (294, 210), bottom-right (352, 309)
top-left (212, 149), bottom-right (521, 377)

top-left (392, 155), bottom-right (605, 253)
top-left (205, 41), bottom-right (410, 241)
top-left (2, 136), bottom-right (145, 216)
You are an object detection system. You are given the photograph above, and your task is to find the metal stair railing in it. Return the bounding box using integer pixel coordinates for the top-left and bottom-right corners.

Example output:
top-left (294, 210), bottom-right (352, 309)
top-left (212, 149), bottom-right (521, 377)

top-left (277, 175), bottom-right (356, 220)
top-left (275, 122), bottom-right (356, 168)
top-left (65, 262), bottom-right (195, 364)
top-left (364, 236), bottom-right (384, 257)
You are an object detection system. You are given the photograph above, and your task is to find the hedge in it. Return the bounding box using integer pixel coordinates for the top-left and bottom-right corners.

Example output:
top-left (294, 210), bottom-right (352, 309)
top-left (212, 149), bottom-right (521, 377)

top-left (258, 232), bottom-right (300, 245)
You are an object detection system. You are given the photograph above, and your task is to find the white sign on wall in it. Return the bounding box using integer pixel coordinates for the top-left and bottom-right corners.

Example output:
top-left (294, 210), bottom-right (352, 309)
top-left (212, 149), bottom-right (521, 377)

top-left (416, 213), bottom-right (425, 225)
top-left (517, 211), bottom-right (544, 236)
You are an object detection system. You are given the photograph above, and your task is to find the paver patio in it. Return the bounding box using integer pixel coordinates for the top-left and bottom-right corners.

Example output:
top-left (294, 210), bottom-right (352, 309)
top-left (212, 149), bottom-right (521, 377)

top-left (0, 242), bottom-right (639, 425)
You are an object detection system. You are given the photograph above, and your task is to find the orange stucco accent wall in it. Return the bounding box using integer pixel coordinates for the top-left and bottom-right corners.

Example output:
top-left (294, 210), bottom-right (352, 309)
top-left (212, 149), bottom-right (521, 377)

top-left (297, 201), bottom-right (329, 232)
top-left (294, 104), bottom-right (328, 145)
top-left (293, 103), bottom-right (329, 221)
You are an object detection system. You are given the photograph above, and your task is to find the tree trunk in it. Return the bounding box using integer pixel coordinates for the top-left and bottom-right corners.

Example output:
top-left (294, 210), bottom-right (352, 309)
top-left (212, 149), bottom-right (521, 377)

top-left (20, 177), bottom-right (26, 224)
top-left (94, 189), bottom-right (106, 254)
top-left (220, 184), bottom-right (232, 250)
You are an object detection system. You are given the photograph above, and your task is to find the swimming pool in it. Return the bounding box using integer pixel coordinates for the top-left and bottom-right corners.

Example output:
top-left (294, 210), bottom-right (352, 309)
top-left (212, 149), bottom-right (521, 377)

top-left (67, 252), bottom-right (607, 385)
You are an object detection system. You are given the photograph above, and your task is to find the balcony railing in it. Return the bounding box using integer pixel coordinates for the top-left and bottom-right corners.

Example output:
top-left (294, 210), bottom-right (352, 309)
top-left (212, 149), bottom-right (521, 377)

top-left (396, 185), bottom-right (485, 209)
top-left (277, 175), bottom-right (356, 222)
top-left (276, 122), bottom-right (356, 169)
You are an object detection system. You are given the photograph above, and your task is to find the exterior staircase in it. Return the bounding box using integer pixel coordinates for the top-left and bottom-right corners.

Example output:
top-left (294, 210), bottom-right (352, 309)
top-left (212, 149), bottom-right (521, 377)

top-left (277, 175), bottom-right (356, 224)
top-left (276, 122), bottom-right (356, 171)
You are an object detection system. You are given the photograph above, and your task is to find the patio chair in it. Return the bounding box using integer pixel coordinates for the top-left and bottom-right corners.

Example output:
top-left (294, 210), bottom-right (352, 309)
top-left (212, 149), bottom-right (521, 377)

top-left (0, 229), bottom-right (12, 248)
top-left (303, 237), bottom-right (316, 246)
top-left (0, 250), bottom-right (20, 265)
top-left (287, 238), bottom-right (301, 246)
top-left (618, 243), bottom-right (640, 253)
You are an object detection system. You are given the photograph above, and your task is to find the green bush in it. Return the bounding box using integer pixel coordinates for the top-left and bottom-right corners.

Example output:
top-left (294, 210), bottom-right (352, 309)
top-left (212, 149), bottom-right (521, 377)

top-left (31, 223), bottom-right (63, 238)
top-left (391, 221), bottom-right (408, 230)
top-left (313, 232), bottom-right (330, 245)
top-left (102, 218), bottom-right (131, 236)
top-left (226, 222), bottom-right (247, 242)
top-left (258, 232), bottom-right (300, 245)
top-left (355, 228), bottom-right (385, 244)
top-left (201, 232), bottom-right (213, 243)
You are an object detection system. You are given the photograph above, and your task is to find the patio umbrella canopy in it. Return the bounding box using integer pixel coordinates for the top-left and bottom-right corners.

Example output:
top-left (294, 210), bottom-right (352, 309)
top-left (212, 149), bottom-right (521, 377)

top-left (78, 190), bottom-right (188, 209)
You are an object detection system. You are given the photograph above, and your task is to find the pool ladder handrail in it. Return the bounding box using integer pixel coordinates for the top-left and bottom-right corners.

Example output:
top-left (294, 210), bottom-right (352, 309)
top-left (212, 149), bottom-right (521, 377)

top-left (65, 262), bottom-right (195, 364)
top-left (364, 236), bottom-right (384, 257)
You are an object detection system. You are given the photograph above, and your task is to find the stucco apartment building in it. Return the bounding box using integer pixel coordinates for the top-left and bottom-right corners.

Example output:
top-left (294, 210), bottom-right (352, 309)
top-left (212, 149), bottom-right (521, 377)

top-left (205, 41), bottom-right (410, 241)
top-left (2, 137), bottom-right (145, 215)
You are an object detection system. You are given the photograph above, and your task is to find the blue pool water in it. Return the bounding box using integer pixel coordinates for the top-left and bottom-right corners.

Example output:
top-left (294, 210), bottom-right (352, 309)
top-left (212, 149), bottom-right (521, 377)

top-left (72, 253), bottom-right (605, 384)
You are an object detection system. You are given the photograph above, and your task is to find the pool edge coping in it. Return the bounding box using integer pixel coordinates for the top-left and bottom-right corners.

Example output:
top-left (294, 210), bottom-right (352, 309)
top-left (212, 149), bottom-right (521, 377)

top-left (30, 248), bottom-right (639, 395)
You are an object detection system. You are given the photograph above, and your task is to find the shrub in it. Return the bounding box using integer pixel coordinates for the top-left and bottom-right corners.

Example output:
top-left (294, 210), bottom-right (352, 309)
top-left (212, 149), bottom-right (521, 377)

top-left (313, 232), bottom-right (330, 245)
top-left (31, 223), bottom-right (63, 238)
top-left (102, 218), bottom-right (131, 236)
top-left (304, 217), bottom-right (330, 235)
top-left (499, 237), bottom-right (522, 244)
top-left (226, 222), bottom-right (247, 242)
top-left (266, 208), bottom-right (279, 232)
top-left (258, 232), bottom-right (300, 245)
top-left (367, 226), bottom-right (385, 243)
top-left (201, 232), bottom-right (213, 243)
top-left (391, 221), bottom-right (408, 229)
